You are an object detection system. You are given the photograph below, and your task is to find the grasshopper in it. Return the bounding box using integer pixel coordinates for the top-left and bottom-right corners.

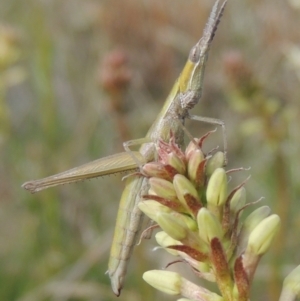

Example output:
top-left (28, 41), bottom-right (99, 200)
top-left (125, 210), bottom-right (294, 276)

top-left (22, 0), bottom-right (227, 296)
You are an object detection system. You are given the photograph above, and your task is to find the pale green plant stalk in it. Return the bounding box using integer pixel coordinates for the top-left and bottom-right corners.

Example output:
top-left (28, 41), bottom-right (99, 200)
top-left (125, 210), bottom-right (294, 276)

top-left (138, 131), bottom-right (282, 301)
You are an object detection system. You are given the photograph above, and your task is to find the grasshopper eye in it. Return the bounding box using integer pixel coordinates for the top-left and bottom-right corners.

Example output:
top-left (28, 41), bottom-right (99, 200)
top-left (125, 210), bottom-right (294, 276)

top-left (189, 43), bottom-right (202, 63)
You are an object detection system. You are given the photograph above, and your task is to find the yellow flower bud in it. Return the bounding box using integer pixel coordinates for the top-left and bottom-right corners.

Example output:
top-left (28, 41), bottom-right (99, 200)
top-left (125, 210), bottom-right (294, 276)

top-left (143, 270), bottom-right (224, 301)
top-left (173, 212), bottom-right (198, 231)
top-left (138, 201), bottom-right (171, 222)
top-left (280, 265), bottom-right (300, 301)
top-left (173, 174), bottom-right (201, 214)
top-left (206, 151), bottom-right (225, 176)
top-left (230, 186), bottom-right (246, 214)
top-left (156, 212), bottom-right (188, 241)
top-left (237, 206), bottom-right (271, 255)
top-left (246, 214), bottom-right (280, 255)
top-left (149, 177), bottom-right (177, 201)
top-left (155, 231), bottom-right (181, 256)
top-left (197, 208), bottom-right (223, 244)
top-left (143, 270), bottom-right (182, 295)
top-left (187, 148), bottom-right (205, 186)
top-left (206, 168), bottom-right (227, 207)
top-left (165, 152), bottom-right (186, 175)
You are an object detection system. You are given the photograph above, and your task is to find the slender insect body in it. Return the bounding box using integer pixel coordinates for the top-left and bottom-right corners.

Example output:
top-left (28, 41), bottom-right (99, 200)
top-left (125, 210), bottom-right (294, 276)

top-left (108, 1), bottom-right (227, 294)
top-left (22, 0), bottom-right (227, 297)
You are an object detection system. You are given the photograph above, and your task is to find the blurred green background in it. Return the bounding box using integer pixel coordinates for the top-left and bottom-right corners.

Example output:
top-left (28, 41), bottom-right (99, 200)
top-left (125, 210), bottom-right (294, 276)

top-left (1, 0), bottom-right (300, 300)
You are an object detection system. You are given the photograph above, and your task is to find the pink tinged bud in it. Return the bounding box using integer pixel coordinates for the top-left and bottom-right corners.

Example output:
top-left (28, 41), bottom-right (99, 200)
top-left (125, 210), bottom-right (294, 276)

top-left (206, 152), bottom-right (226, 176)
top-left (138, 201), bottom-right (171, 222)
top-left (246, 214), bottom-right (280, 255)
top-left (185, 138), bottom-right (200, 160)
top-left (143, 194), bottom-right (186, 212)
top-left (197, 208), bottom-right (223, 244)
top-left (187, 149), bottom-right (206, 187)
top-left (164, 164), bottom-right (181, 179)
top-left (165, 152), bottom-right (186, 175)
top-left (142, 162), bottom-right (172, 180)
top-left (279, 265), bottom-right (300, 301)
top-left (157, 140), bottom-right (185, 168)
top-left (206, 168), bottom-right (228, 207)
top-left (173, 174), bottom-right (202, 216)
top-left (149, 177), bottom-right (177, 201)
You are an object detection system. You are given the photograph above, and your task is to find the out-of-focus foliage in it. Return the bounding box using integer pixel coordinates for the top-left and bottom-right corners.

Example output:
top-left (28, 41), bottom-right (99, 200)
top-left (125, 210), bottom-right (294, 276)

top-left (1, 0), bottom-right (299, 300)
